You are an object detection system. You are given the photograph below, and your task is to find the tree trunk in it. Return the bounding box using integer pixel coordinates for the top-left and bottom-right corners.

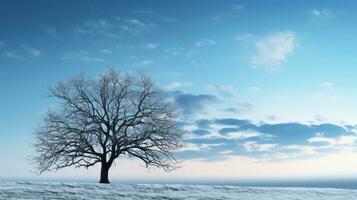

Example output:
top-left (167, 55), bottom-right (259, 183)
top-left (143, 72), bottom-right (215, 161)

top-left (99, 163), bottom-right (110, 184)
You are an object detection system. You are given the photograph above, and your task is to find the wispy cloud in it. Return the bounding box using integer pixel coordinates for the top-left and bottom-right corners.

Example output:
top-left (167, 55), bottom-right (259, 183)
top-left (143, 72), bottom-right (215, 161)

top-left (195, 38), bottom-right (216, 47)
top-left (125, 18), bottom-right (146, 27)
top-left (163, 38), bottom-right (217, 59)
top-left (250, 31), bottom-right (296, 71)
top-left (226, 130), bottom-right (266, 140)
top-left (321, 81), bottom-right (334, 89)
top-left (42, 25), bottom-right (58, 37)
top-left (162, 38), bottom-right (215, 60)
top-left (232, 4), bottom-right (244, 11)
top-left (211, 4), bottom-right (244, 22)
top-left (4, 45), bottom-right (42, 59)
top-left (24, 46), bottom-right (42, 57)
top-left (235, 33), bottom-right (255, 42)
top-left (121, 18), bottom-right (156, 34)
top-left (146, 43), bottom-right (158, 49)
top-left (248, 86), bottom-right (261, 92)
top-left (243, 141), bottom-right (277, 152)
top-left (313, 91), bottom-right (339, 102)
top-left (140, 59), bottom-right (153, 66)
top-left (206, 84), bottom-right (236, 97)
top-left (100, 49), bottom-right (112, 54)
top-left (74, 17), bottom-right (156, 38)
top-left (5, 51), bottom-right (22, 59)
top-left (132, 8), bottom-right (177, 22)
top-left (308, 134), bottom-right (357, 146)
top-left (310, 8), bottom-right (335, 18)
top-left (74, 19), bottom-right (120, 38)
top-left (63, 50), bottom-right (103, 62)
top-left (235, 102), bottom-right (255, 113)
top-left (283, 145), bottom-right (319, 156)
top-left (163, 48), bottom-right (181, 56)
top-left (177, 143), bottom-right (225, 152)
top-left (164, 81), bottom-right (192, 91)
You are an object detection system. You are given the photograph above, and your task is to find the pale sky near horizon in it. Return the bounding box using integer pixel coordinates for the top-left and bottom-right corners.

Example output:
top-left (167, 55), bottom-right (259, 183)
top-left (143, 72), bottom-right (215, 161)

top-left (1, 0), bottom-right (357, 181)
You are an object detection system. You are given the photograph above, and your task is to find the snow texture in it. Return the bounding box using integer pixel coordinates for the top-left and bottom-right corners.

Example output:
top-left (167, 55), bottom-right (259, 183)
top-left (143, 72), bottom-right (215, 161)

top-left (0, 181), bottom-right (356, 200)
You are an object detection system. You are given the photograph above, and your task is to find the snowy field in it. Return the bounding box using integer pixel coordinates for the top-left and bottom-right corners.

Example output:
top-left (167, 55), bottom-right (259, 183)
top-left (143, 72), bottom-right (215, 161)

top-left (0, 181), bottom-right (356, 200)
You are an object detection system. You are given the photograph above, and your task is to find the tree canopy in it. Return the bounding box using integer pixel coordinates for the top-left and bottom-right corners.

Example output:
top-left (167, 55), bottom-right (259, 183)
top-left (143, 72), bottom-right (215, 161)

top-left (33, 69), bottom-right (182, 183)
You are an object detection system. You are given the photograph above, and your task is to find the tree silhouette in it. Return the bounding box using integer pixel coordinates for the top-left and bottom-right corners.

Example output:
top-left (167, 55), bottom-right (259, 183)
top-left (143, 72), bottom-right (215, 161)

top-left (33, 69), bottom-right (182, 183)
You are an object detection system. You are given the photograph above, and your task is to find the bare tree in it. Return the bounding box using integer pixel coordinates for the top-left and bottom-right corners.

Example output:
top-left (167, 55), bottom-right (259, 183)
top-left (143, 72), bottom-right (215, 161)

top-left (33, 69), bottom-right (182, 183)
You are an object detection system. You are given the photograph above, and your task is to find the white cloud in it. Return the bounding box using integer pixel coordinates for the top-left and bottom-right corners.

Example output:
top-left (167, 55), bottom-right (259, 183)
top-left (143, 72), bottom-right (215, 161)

top-left (82, 57), bottom-right (103, 62)
top-left (232, 4), bottom-right (244, 10)
top-left (43, 26), bottom-right (58, 37)
top-left (250, 31), bottom-right (296, 71)
top-left (4, 45), bottom-right (42, 59)
top-left (25, 47), bottom-right (42, 57)
top-left (63, 50), bottom-right (103, 62)
top-left (313, 91), bottom-right (339, 101)
top-left (314, 91), bottom-right (324, 97)
top-left (220, 150), bottom-right (234, 154)
top-left (101, 49), bottom-right (112, 54)
top-left (74, 19), bottom-right (120, 38)
top-left (121, 18), bottom-right (156, 34)
top-left (5, 51), bottom-right (22, 58)
top-left (177, 143), bottom-right (225, 152)
top-left (125, 18), bottom-right (146, 27)
top-left (226, 130), bottom-right (265, 140)
top-left (74, 18), bottom-right (155, 38)
top-left (164, 81), bottom-right (192, 90)
top-left (187, 128), bottom-right (270, 141)
top-left (185, 49), bottom-right (198, 57)
top-left (141, 59), bottom-right (153, 65)
top-left (195, 38), bottom-right (216, 47)
top-left (86, 19), bottom-right (112, 29)
top-left (235, 33), bottom-right (254, 42)
top-left (206, 84), bottom-right (236, 97)
top-left (131, 8), bottom-right (177, 22)
top-left (146, 43), bottom-right (158, 49)
top-left (248, 86), bottom-right (261, 92)
top-left (310, 9), bottom-right (335, 18)
top-left (284, 145), bottom-right (319, 156)
top-left (243, 141), bottom-right (277, 152)
top-left (235, 102), bottom-right (254, 113)
top-left (211, 14), bottom-right (230, 22)
top-left (164, 48), bottom-right (180, 56)
top-left (321, 81), bottom-right (334, 88)
top-left (308, 135), bottom-right (357, 146)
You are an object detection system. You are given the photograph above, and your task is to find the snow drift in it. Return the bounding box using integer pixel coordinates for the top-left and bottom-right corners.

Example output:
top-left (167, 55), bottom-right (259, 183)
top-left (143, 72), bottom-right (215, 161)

top-left (0, 181), bottom-right (356, 199)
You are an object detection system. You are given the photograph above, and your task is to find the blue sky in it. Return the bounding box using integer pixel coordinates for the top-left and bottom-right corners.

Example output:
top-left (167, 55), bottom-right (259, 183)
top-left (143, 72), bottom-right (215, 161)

top-left (1, 0), bottom-right (357, 181)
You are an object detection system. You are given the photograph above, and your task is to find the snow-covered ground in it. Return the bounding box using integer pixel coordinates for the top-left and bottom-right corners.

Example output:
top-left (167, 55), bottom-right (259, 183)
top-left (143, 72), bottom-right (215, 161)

top-left (0, 181), bottom-right (356, 199)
